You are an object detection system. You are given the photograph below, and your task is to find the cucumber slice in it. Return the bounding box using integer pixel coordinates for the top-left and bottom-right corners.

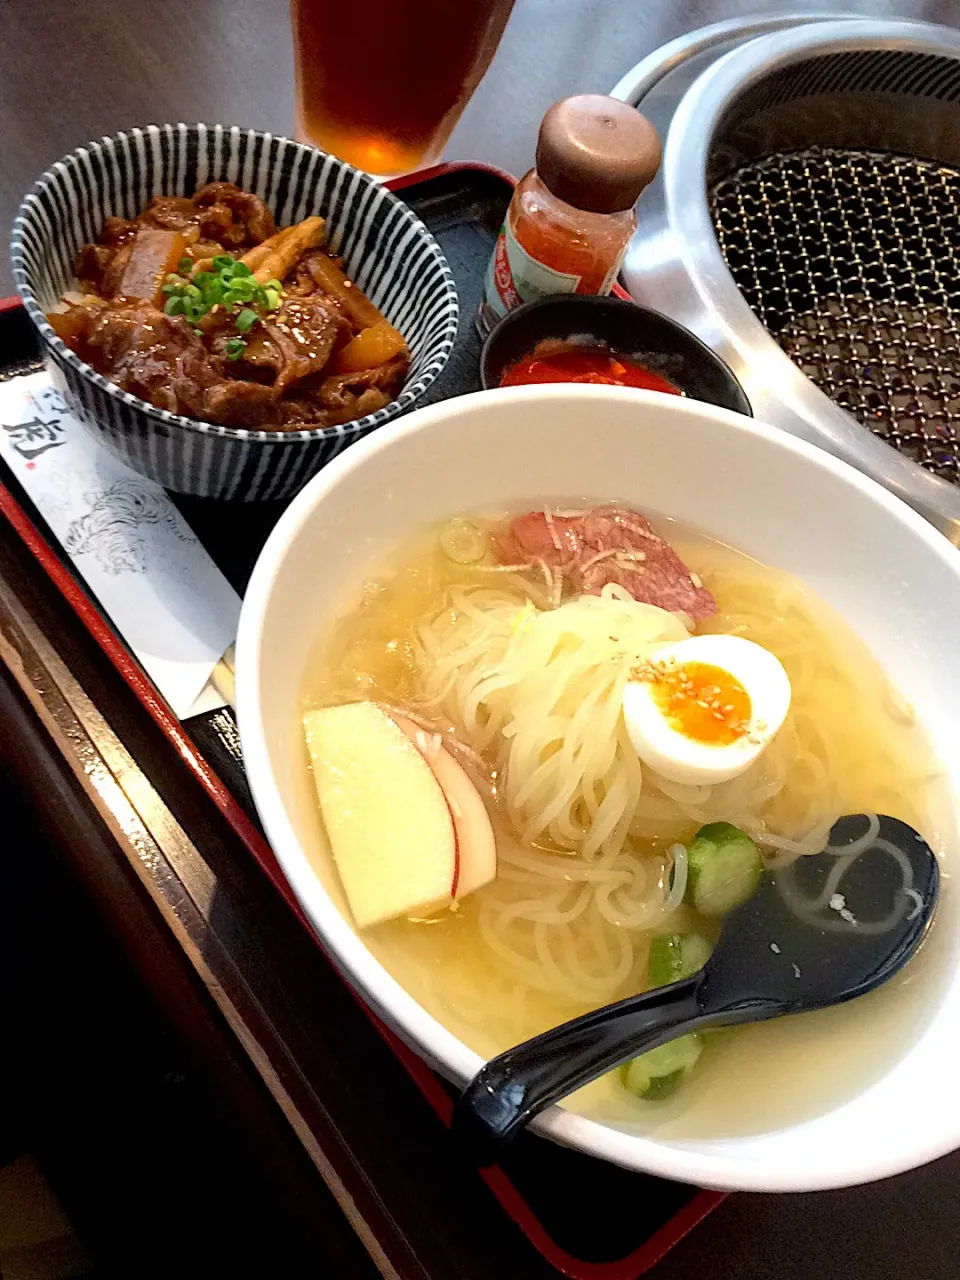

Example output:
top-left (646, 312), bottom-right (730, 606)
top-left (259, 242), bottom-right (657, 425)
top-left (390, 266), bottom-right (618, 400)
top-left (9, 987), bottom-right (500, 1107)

top-left (647, 932), bottom-right (712, 988)
top-left (685, 821), bottom-right (762, 917)
top-left (621, 1032), bottom-right (704, 1099)
top-left (642, 1069), bottom-right (686, 1101)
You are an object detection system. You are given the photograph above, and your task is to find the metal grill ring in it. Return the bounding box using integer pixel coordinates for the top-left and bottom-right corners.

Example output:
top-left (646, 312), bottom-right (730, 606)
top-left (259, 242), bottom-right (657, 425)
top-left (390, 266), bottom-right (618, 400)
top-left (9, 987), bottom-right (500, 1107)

top-left (711, 147), bottom-right (960, 484)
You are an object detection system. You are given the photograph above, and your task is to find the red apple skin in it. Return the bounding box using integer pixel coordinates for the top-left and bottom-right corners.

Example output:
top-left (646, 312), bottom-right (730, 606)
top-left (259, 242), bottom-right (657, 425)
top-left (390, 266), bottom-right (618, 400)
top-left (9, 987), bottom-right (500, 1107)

top-left (388, 713), bottom-right (497, 900)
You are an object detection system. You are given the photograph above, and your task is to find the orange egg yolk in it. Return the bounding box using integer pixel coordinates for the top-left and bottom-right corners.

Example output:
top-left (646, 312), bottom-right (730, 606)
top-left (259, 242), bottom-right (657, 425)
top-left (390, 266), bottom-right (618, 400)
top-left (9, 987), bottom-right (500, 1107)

top-left (647, 661), bottom-right (752, 745)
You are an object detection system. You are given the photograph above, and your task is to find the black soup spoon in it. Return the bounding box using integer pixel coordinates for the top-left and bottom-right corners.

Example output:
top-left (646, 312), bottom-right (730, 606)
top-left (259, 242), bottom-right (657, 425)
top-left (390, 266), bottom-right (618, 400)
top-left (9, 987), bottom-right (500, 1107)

top-left (453, 815), bottom-right (939, 1163)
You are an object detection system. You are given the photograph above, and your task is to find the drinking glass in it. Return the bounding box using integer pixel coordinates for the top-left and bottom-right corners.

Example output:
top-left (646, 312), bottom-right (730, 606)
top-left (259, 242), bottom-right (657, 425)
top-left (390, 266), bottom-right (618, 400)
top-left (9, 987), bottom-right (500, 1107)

top-left (291, 0), bottom-right (516, 178)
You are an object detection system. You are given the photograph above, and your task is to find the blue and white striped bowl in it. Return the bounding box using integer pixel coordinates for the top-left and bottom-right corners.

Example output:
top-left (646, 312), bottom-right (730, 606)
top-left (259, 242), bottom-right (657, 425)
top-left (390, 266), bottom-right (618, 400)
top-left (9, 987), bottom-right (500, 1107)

top-left (11, 124), bottom-right (459, 501)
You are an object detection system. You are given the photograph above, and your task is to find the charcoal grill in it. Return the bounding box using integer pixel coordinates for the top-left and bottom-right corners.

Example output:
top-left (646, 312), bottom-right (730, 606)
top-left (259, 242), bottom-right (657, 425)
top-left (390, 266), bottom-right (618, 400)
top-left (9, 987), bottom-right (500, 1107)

top-left (616, 17), bottom-right (960, 540)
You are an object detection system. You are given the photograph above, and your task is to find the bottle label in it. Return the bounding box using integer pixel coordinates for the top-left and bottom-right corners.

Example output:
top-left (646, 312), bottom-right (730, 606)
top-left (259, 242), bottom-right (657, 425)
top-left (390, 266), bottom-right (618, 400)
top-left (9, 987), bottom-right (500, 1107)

top-left (484, 220), bottom-right (582, 320)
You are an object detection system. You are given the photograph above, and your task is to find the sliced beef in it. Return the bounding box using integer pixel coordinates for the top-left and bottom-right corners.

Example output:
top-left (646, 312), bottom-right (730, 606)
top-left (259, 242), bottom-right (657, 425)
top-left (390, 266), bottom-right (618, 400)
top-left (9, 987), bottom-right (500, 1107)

top-left (237, 295), bottom-right (352, 393)
top-left (135, 184), bottom-right (275, 251)
top-left (74, 301), bottom-right (219, 409)
top-left (193, 182), bottom-right (276, 245)
top-left (314, 354), bottom-right (408, 423)
top-left (75, 243), bottom-right (117, 294)
top-left (201, 380), bottom-right (278, 427)
top-left (138, 196), bottom-right (199, 234)
top-left (275, 397), bottom-right (330, 428)
top-left (273, 355), bottom-right (409, 428)
top-left (100, 216), bottom-right (139, 246)
top-left (51, 298), bottom-right (276, 428)
top-left (496, 504), bottom-right (717, 620)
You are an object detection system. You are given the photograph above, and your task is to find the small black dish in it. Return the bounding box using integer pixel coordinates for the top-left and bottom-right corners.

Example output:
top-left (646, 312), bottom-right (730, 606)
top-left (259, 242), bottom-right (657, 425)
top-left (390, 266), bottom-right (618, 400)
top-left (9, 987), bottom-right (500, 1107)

top-left (480, 295), bottom-right (751, 416)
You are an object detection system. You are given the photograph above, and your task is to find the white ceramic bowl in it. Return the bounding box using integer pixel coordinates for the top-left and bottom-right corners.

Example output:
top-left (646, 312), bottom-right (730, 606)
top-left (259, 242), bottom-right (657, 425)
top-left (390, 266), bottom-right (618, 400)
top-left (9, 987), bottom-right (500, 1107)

top-left (235, 385), bottom-right (960, 1191)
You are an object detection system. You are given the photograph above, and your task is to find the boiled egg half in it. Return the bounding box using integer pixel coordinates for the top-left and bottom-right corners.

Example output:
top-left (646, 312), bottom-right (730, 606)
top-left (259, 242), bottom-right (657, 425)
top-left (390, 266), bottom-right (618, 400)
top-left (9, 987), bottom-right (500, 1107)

top-left (622, 634), bottom-right (791, 785)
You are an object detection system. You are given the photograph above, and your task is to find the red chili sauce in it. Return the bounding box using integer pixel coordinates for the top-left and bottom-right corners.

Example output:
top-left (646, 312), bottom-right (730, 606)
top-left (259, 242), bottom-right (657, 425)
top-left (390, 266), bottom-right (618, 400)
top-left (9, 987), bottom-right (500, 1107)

top-left (499, 341), bottom-right (682, 394)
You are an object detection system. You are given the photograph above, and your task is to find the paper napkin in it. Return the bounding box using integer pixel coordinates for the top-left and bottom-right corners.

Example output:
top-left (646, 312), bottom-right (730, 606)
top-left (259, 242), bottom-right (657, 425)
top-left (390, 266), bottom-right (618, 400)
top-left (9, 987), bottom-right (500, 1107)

top-left (0, 372), bottom-right (241, 719)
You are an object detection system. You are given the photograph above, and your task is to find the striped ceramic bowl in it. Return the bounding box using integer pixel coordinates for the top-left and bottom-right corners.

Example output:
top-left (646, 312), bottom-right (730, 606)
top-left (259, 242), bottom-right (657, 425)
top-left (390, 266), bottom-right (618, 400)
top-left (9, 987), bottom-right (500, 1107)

top-left (10, 124), bottom-right (459, 501)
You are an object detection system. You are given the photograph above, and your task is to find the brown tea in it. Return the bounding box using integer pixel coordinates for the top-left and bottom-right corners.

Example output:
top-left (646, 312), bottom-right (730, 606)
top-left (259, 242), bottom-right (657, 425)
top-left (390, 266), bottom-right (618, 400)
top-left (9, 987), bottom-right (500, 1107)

top-left (291, 0), bottom-right (515, 176)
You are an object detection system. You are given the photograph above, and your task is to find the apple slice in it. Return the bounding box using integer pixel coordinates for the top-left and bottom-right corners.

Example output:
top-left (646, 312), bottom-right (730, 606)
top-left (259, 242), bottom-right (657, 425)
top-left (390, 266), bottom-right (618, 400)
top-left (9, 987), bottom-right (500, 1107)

top-left (304, 702), bottom-right (457, 928)
top-left (389, 713), bottom-right (497, 899)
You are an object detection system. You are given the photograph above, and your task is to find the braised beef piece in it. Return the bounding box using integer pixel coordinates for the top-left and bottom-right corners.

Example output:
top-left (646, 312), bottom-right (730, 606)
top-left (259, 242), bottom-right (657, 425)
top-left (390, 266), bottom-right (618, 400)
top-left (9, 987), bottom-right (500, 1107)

top-left (137, 196), bottom-right (198, 234)
top-left (75, 243), bottom-right (116, 294)
top-left (193, 182), bottom-right (276, 244)
top-left (133, 183), bottom-right (275, 250)
top-left (234, 295), bottom-right (352, 393)
top-left (202, 380), bottom-right (279, 428)
top-left (101, 216), bottom-right (138, 246)
top-left (52, 298), bottom-right (278, 429)
top-left (272, 355), bottom-right (405, 428)
top-left (318, 354), bottom-right (408, 412)
top-left (76, 216), bottom-right (140, 293)
top-left (75, 300), bottom-right (221, 409)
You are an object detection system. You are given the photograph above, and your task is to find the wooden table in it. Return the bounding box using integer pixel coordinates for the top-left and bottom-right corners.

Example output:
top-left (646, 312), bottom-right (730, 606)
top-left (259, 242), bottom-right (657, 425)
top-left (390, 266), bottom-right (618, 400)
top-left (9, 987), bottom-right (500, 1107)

top-left (1, 1), bottom-right (959, 1276)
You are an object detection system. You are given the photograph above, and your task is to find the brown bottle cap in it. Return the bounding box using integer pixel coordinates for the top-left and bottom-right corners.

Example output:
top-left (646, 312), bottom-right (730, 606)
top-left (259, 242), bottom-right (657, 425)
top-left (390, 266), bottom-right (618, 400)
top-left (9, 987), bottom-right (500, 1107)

top-left (535, 95), bottom-right (661, 214)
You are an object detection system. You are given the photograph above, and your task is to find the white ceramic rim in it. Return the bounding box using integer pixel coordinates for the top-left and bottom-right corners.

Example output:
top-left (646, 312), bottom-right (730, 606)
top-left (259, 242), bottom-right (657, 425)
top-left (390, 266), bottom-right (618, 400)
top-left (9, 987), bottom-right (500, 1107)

top-left (236, 384), bottom-right (960, 1191)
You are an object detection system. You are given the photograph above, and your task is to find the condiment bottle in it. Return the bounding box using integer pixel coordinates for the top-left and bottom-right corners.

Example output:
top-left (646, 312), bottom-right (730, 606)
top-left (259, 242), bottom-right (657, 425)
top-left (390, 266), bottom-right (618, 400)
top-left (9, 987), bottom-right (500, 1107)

top-left (480, 95), bottom-right (661, 331)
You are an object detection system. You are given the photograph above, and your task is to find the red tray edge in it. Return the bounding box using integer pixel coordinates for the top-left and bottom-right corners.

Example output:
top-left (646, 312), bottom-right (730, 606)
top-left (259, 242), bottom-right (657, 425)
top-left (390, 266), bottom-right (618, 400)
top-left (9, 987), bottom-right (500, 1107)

top-left (0, 160), bottom-right (723, 1277)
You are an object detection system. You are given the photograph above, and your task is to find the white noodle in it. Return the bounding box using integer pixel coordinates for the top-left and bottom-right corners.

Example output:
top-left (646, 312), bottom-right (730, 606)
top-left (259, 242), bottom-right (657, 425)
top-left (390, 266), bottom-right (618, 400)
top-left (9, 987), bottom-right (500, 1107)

top-left (778, 832), bottom-right (918, 935)
top-left (543, 508), bottom-right (562, 552)
top-left (662, 842), bottom-right (689, 915)
top-left (307, 527), bottom-right (938, 1041)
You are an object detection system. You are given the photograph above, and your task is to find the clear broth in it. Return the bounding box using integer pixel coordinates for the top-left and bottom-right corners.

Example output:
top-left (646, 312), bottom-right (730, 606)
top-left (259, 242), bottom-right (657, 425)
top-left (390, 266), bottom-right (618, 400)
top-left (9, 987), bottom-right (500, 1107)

top-left (301, 515), bottom-right (952, 1135)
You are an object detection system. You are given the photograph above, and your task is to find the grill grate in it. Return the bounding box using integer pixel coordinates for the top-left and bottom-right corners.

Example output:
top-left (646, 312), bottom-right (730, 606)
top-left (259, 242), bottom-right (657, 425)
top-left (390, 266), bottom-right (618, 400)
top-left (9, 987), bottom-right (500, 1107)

top-left (711, 147), bottom-right (960, 483)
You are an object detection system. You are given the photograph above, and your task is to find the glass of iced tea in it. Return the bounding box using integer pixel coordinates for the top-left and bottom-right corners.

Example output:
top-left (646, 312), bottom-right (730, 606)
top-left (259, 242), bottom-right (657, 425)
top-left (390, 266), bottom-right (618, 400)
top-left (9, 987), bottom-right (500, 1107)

top-left (291, 0), bottom-right (516, 177)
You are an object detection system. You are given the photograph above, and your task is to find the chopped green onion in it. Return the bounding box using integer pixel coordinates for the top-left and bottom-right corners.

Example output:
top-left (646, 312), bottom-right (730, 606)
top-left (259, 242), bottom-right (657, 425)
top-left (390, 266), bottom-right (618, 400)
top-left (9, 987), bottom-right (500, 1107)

top-left (154, 248), bottom-right (283, 337)
top-left (647, 933), bottom-right (712, 988)
top-left (621, 1033), bottom-right (703, 1100)
top-left (685, 822), bottom-right (762, 917)
top-left (224, 337), bottom-right (246, 360)
top-left (178, 256), bottom-right (192, 273)
top-left (225, 278), bottom-right (256, 303)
